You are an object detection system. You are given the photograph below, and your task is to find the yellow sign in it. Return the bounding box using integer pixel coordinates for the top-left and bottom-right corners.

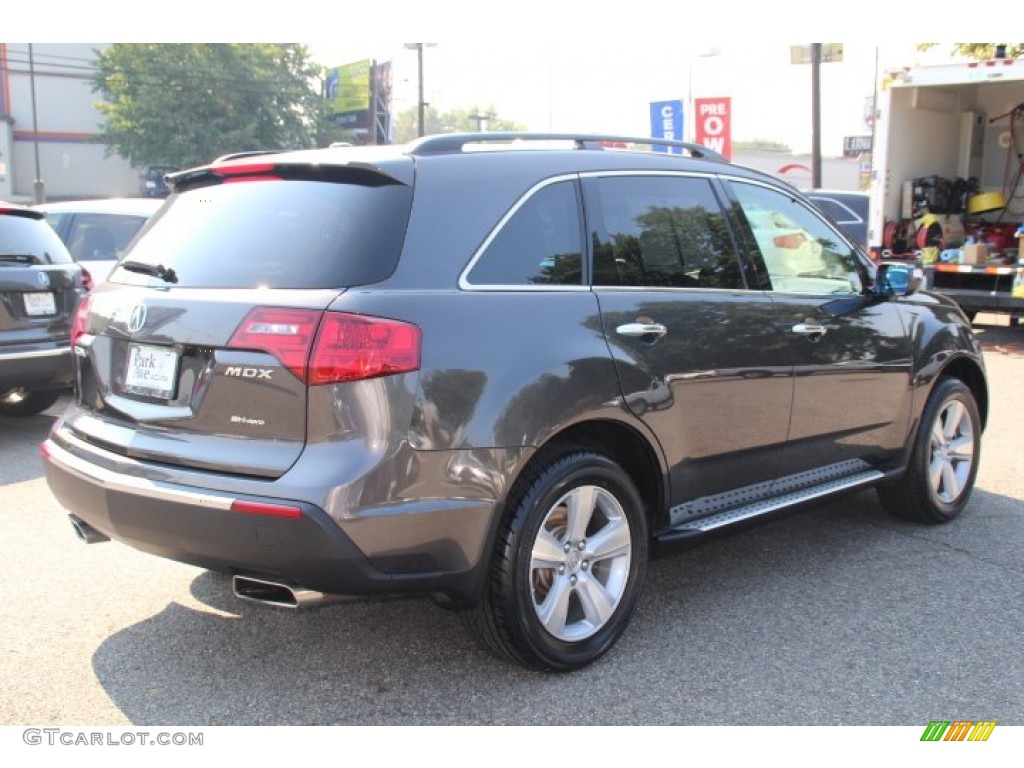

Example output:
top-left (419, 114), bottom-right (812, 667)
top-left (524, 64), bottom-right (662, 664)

top-left (327, 60), bottom-right (371, 116)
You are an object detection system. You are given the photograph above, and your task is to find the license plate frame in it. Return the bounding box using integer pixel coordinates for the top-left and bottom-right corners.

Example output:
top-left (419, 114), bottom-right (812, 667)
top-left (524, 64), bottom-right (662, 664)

top-left (124, 344), bottom-right (179, 400)
top-left (23, 292), bottom-right (56, 316)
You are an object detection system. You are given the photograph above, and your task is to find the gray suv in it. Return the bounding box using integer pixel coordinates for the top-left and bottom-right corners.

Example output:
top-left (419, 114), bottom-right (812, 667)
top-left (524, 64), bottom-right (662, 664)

top-left (42, 134), bottom-right (987, 671)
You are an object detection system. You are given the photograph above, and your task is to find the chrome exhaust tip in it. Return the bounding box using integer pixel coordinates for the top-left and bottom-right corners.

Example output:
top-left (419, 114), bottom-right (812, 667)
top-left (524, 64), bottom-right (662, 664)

top-left (232, 575), bottom-right (343, 610)
top-left (68, 515), bottom-right (110, 544)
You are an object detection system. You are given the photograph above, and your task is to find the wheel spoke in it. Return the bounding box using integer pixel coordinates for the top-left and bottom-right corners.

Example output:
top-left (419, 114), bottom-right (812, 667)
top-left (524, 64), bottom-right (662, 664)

top-left (943, 402), bottom-right (965, 440)
top-left (587, 516), bottom-right (631, 563)
top-left (531, 527), bottom-right (565, 570)
top-left (949, 435), bottom-right (975, 462)
top-left (535, 576), bottom-right (572, 636)
top-left (575, 573), bottom-right (616, 628)
top-left (940, 461), bottom-right (961, 500)
top-left (929, 454), bottom-right (945, 490)
top-left (565, 486), bottom-right (598, 542)
top-left (931, 422), bottom-right (946, 448)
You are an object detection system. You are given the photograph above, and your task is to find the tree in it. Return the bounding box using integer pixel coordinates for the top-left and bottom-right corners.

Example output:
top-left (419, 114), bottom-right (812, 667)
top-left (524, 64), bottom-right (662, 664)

top-left (93, 44), bottom-right (331, 169)
top-left (918, 43), bottom-right (1024, 60)
top-left (391, 105), bottom-right (527, 143)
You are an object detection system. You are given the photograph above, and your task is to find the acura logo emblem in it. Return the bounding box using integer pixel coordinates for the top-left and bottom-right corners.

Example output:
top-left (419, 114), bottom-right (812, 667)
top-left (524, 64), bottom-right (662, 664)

top-left (127, 304), bottom-right (147, 333)
top-left (37, 271), bottom-right (50, 288)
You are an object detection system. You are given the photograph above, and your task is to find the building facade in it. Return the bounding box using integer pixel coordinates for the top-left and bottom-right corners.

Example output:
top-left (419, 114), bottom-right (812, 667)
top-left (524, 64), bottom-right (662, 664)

top-left (0, 43), bottom-right (139, 203)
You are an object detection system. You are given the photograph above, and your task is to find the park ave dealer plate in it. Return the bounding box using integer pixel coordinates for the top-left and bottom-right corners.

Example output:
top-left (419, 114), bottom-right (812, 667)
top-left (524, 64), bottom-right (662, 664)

top-left (23, 292), bottom-right (56, 316)
top-left (124, 343), bottom-right (178, 399)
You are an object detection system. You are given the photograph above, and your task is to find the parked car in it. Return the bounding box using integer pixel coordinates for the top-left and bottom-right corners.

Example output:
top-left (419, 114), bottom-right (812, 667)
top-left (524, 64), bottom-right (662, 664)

top-left (804, 189), bottom-right (870, 249)
top-left (35, 198), bottom-right (164, 284)
top-left (41, 134), bottom-right (987, 671)
top-left (1, 203), bottom-right (88, 416)
top-left (139, 166), bottom-right (178, 198)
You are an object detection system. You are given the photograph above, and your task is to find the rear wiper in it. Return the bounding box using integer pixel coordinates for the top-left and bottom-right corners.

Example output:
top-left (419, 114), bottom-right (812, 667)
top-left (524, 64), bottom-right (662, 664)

top-left (0, 254), bottom-right (40, 265)
top-left (121, 260), bottom-right (178, 284)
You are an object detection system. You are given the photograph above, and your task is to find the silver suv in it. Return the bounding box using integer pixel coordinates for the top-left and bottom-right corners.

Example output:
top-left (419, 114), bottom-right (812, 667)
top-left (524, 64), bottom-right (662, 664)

top-left (42, 134), bottom-right (987, 671)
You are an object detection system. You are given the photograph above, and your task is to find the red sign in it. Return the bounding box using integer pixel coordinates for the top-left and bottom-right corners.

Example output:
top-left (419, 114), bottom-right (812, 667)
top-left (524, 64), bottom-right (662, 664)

top-left (695, 97), bottom-right (732, 159)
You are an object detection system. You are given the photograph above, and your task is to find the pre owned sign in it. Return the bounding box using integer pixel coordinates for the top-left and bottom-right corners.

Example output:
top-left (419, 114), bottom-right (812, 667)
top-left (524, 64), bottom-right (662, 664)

top-left (695, 97), bottom-right (732, 159)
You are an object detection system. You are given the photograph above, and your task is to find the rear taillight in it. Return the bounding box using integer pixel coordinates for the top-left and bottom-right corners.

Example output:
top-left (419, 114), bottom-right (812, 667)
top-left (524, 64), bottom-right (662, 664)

top-left (71, 295), bottom-right (92, 346)
top-left (227, 308), bottom-right (421, 385)
top-left (227, 308), bottom-right (322, 381)
top-left (309, 313), bottom-right (421, 385)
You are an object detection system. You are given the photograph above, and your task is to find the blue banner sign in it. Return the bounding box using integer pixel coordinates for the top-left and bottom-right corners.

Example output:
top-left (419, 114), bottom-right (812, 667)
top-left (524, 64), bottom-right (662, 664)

top-left (650, 100), bottom-right (684, 153)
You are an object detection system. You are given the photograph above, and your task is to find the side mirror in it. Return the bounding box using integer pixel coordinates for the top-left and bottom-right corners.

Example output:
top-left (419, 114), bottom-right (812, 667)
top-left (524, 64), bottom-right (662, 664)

top-left (874, 261), bottom-right (923, 298)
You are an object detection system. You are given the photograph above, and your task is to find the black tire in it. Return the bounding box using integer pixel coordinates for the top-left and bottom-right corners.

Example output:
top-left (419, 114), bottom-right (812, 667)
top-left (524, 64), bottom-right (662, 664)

top-left (464, 451), bottom-right (648, 672)
top-left (0, 388), bottom-right (61, 417)
top-left (878, 377), bottom-right (981, 524)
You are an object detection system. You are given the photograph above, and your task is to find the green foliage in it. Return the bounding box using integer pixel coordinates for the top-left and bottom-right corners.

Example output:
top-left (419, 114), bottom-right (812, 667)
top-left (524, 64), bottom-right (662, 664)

top-left (917, 43), bottom-right (1024, 59)
top-left (391, 105), bottom-right (527, 143)
top-left (93, 44), bottom-right (330, 169)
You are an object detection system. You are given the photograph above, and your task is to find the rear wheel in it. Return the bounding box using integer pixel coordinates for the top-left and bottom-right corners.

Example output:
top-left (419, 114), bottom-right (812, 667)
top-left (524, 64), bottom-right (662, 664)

top-left (464, 451), bottom-right (648, 671)
top-left (0, 388), bottom-right (61, 417)
top-left (878, 377), bottom-right (981, 523)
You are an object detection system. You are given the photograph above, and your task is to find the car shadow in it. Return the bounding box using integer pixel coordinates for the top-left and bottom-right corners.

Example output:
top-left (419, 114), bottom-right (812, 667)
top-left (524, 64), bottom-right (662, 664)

top-left (972, 315), bottom-right (1024, 358)
top-left (0, 393), bottom-right (69, 486)
top-left (89, 487), bottom-right (1024, 726)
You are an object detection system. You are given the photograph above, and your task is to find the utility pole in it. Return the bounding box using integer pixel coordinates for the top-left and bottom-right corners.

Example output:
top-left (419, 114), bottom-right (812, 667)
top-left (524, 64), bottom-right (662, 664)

top-left (811, 43), bottom-right (822, 189)
top-left (469, 111), bottom-right (493, 132)
top-left (28, 44), bottom-right (45, 203)
top-left (404, 43), bottom-right (436, 138)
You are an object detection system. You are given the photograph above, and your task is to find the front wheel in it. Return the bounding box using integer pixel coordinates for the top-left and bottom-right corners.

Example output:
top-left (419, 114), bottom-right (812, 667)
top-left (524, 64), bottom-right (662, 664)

top-left (878, 377), bottom-right (981, 523)
top-left (464, 451), bottom-right (648, 672)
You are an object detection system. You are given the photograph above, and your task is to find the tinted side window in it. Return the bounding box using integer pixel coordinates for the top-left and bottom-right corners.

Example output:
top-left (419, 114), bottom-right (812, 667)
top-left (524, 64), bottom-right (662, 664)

top-left (810, 197), bottom-right (858, 223)
top-left (589, 175), bottom-right (743, 289)
top-left (730, 182), bottom-right (864, 295)
top-left (467, 180), bottom-right (583, 286)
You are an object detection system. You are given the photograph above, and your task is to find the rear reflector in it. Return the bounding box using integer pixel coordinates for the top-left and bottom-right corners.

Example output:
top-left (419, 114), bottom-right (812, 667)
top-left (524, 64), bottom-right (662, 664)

top-left (228, 308), bottom-right (421, 385)
top-left (231, 500), bottom-right (302, 519)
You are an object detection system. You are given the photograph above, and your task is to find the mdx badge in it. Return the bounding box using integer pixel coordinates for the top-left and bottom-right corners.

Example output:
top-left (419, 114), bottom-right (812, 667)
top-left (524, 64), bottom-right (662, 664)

top-left (127, 304), bottom-right (147, 333)
top-left (224, 367), bottom-right (274, 380)
top-left (37, 271), bottom-right (51, 288)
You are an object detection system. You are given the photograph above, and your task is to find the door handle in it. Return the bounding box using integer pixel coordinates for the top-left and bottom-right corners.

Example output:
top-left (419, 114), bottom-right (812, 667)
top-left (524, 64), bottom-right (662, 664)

top-left (616, 323), bottom-right (668, 338)
top-left (791, 323), bottom-right (828, 338)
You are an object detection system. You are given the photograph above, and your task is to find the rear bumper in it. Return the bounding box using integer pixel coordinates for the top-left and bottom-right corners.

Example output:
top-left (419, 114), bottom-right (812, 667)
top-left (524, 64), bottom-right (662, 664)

top-left (0, 345), bottom-right (73, 391)
top-left (41, 436), bottom-right (496, 603)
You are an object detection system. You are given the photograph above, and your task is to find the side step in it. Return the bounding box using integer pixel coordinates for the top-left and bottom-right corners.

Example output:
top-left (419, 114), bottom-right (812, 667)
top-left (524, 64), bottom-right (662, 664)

top-left (658, 469), bottom-right (884, 541)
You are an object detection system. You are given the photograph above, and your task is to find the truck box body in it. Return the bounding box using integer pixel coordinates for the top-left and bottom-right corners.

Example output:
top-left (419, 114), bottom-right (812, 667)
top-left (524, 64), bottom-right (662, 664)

top-left (868, 57), bottom-right (1024, 320)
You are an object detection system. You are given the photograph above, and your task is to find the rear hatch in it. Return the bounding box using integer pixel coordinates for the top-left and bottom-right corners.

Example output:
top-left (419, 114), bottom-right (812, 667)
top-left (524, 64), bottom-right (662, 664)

top-left (65, 156), bottom-right (414, 478)
top-left (0, 207), bottom-right (83, 352)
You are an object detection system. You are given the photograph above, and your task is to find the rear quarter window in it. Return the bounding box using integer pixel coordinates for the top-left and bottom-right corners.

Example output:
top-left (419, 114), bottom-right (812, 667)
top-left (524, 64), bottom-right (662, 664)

top-left (109, 178), bottom-right (413, 289)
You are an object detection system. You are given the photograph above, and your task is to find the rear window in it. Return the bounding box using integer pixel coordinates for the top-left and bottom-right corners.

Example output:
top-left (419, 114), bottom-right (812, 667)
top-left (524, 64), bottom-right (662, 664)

top-left (108, 178), bottom-right (413, 288)
top-left (0, 214), bottom-right (74, 264)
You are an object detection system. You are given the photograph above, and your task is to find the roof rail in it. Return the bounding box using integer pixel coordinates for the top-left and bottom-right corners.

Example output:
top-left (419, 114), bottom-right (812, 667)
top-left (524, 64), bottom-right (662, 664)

top-left (407, 132), bottom-right (728, 163)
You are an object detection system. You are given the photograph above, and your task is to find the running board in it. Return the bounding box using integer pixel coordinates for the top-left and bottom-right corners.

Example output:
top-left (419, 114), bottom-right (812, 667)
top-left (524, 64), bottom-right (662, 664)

top-left (659, 470), bottom-right (884, 539)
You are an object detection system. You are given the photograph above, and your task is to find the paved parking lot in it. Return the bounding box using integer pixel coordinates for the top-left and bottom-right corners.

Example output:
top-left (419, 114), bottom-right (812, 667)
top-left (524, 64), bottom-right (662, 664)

top-left (1, 317), bottom-right (1022, 726)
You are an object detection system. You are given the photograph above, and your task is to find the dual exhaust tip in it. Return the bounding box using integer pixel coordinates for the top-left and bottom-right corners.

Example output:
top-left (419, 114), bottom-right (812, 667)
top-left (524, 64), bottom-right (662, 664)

top-left (232, 575), bottom-right (347, 610)
top-left (68, 516), bottom-right (340, 611)
top-left (69, 515), bottom-right (110, 544)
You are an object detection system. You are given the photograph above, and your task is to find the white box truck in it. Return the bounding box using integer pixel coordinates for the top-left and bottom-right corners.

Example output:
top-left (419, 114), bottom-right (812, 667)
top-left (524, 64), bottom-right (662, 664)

top-left (868, 56), bottom-right (1024, 323)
